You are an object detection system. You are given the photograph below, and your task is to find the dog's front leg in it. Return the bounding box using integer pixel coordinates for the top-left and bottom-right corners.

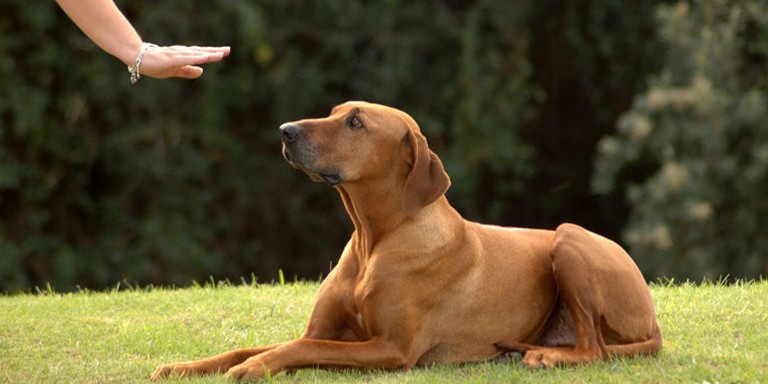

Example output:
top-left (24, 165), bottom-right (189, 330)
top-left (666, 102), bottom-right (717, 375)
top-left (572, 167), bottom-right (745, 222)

top-left (150, 344), bottom-right (284, 380)
top-left (224, 337), bottom-right (412, 380)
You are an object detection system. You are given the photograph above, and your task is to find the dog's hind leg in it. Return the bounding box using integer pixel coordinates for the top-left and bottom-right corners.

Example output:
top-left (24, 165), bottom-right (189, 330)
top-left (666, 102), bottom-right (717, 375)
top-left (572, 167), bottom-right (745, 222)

top-left (520, 223), bottom-right (661, 368)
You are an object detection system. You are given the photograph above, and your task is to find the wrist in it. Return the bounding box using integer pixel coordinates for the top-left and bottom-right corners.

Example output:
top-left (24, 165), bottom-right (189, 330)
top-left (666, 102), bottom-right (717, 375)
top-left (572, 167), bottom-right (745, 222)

top-left (127, 42), bottom-right (158, 84)
top-left (118, 38), bottom-right (144, 66)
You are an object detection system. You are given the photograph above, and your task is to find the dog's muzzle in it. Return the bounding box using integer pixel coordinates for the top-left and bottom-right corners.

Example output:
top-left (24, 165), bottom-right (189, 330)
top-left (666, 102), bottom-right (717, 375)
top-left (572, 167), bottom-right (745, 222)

top-left (280, 123), bottom-right (307, 166)
top-left (279, 123), bottom-right (342, 186)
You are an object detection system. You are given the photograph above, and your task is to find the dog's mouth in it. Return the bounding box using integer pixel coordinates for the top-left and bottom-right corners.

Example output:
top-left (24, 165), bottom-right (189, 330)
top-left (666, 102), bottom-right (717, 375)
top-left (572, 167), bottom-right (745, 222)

top-left (303, 168), bottom-right (343, 187)
top-left (319, 174), bottom-right (342, 186)
top-left (282, 145), bottom-right (342, 186)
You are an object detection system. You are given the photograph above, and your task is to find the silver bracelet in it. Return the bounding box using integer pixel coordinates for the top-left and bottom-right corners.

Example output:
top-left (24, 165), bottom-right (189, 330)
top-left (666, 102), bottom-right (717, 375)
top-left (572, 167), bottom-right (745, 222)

top-left (128, 42), bottom-right (158, 84)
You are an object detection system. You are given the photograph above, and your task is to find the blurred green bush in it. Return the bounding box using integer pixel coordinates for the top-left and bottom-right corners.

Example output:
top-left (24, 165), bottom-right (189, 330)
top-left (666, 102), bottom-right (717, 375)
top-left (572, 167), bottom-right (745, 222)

top-left (594, 0), bottom-right (768, 281)
top-left (2, 0), bottom-right (762, 291)
top-left (0, 0), bottom-right (540, 291)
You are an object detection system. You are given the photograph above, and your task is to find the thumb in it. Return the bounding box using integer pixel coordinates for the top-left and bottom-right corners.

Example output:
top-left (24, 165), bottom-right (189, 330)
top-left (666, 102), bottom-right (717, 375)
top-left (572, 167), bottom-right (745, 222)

top-left (175, 65), bottom-right (204, 79)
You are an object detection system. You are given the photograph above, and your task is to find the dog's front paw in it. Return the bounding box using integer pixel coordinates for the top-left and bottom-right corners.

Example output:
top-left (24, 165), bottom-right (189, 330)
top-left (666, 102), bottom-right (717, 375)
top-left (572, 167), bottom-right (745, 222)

top-left (225, 363), bottom-right (268, 381)
top-left (225, 356), bottom-right (279, 381)
top-left (150, 362), bottom-right (211, 380)
top-left (150, 363), bottom-right (180, 380)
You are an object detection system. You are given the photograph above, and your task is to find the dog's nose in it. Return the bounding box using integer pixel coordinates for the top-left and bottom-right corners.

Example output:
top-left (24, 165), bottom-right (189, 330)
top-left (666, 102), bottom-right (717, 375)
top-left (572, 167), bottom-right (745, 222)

top-left (280, 123), bottom-right (301, 143)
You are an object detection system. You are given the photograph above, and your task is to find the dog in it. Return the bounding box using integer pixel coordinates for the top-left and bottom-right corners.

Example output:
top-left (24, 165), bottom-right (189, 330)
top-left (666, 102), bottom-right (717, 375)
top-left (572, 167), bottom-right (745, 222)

top-left (151, 101), bottom-right (662, 380)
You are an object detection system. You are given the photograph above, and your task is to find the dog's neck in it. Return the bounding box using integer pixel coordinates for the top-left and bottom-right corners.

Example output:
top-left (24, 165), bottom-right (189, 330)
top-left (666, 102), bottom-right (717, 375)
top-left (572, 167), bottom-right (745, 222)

top-left (336, 183), bottom-right (410, 256)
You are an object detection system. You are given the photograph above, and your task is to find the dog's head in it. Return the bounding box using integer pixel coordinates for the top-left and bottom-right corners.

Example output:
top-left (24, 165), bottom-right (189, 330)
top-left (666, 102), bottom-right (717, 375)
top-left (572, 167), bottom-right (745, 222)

top-left (280, 101), bottom-right (450, 217)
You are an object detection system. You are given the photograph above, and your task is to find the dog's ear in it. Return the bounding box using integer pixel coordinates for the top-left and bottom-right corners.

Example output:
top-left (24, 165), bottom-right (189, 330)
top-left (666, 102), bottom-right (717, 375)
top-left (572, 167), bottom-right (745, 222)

top-left (400, 129), bottom-right (451, 217)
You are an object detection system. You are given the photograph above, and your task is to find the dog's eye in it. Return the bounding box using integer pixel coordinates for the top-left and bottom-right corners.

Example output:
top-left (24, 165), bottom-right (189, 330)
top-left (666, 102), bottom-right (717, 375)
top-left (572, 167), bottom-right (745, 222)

top-left (348, 115), bottom-right (364, 129)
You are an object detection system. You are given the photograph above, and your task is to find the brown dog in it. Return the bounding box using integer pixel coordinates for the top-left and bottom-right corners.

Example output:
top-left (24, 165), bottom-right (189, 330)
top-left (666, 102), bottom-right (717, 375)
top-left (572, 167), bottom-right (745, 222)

top-left (151, 101), bottom-right (661, 380)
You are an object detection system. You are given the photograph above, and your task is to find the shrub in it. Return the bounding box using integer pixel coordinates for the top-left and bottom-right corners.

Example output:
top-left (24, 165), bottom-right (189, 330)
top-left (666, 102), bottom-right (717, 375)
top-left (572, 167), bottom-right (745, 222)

top-left (0, 0), bottom-right (535, 290)
top-left (593, 0), bottom-right (768, 280)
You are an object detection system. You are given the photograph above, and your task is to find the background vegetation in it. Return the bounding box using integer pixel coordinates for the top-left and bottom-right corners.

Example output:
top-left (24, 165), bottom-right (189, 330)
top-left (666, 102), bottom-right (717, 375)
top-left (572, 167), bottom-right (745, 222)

top-left (593, 0), bottom-right (768, 281)
top-left (0, 0), bottom-right (766, 291)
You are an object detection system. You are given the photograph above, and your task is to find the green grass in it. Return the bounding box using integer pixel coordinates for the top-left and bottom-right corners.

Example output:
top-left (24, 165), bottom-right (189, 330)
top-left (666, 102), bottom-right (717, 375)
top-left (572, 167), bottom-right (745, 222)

top-left (1, 280), bottom-right (766, 384)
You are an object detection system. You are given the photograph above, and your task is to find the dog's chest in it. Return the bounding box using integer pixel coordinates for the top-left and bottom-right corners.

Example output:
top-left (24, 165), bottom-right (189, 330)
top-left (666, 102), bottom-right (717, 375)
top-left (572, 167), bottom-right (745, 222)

top-left (349, 281), bottom-right (370, 334)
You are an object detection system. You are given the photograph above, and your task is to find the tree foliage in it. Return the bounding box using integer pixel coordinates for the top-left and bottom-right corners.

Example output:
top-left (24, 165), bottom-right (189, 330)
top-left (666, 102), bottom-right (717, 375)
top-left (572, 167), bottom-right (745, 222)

top-left (3, 0), bottom-right (762, 291)
top-left (594, 0), bottom-right (768, 281)
top-left (0, 0), bottom-right (539, 291)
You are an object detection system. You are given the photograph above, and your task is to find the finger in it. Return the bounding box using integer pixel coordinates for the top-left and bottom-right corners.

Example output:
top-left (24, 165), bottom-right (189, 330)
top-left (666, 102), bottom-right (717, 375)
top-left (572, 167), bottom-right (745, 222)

top-left (175, 65), bottom-right (204, 79)
top-left (167, 46), bottom-right (231, 56)
top-left (191, 51), bottom-right (227, 64)
top-left (166, 51), bottom-right (226, 66)
top-left (160, 47), bottom-right (227, 62)
top-left (192, 46), bottom-right (231, 56)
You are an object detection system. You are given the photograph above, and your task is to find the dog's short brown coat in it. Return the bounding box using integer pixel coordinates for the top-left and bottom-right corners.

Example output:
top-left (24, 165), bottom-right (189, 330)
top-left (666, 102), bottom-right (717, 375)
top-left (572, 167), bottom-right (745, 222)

top-left (152, 101), bottom-right (661, 380)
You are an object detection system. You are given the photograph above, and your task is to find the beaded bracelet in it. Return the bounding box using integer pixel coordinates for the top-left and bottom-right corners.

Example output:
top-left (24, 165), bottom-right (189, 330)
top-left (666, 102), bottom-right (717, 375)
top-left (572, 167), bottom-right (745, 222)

top-left (128, 42), bottom-right (158, 84)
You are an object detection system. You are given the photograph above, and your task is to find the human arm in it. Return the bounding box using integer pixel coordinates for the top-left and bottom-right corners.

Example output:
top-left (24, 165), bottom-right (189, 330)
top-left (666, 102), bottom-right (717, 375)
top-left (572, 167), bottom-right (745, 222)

top-left (55, 0), bottom-right (230, 80)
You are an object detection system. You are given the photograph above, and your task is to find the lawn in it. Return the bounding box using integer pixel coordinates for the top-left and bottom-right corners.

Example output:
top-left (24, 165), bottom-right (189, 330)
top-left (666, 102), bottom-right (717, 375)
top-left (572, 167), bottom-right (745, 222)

top-left (1, 280), bottom-right (766, 384)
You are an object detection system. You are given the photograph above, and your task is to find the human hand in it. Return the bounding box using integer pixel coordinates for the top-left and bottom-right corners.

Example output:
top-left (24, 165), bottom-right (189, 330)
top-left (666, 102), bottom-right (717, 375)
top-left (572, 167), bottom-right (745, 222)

top-left (138, 45), bottom-right (231, 79)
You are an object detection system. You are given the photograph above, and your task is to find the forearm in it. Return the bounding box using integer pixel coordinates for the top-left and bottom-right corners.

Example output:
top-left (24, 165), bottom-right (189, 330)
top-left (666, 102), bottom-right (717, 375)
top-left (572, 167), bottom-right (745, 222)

top-left (56, 0), bottom-right (142, 65)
